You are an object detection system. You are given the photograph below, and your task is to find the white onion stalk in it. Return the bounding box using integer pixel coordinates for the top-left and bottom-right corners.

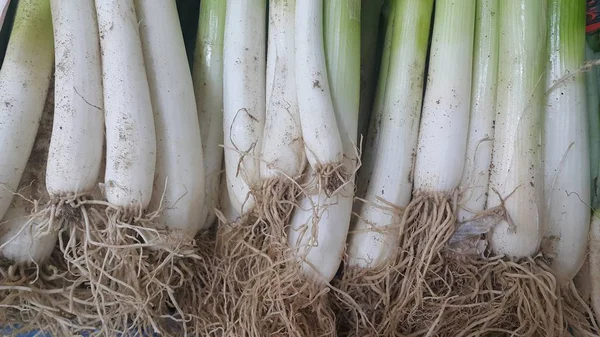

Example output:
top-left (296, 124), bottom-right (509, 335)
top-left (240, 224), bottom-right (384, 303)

top-left (347, 0), bottom-right (433, 269)
top-left (457, 0), bottom-right (499, 222)
top-left (84, 2), bottom-right (157, 328)
top-left (193, 0), bottom-right (226, 229)
top-left (223, 0), bottom-right (266, 215)
top-left (294, 0), bottom-right (344, 193)
top-left (288, 0), bottom-right (360, 282)
top-left (260, 0), bottom-right (305, 183)
top-left (413, 0), bottom-right (475, 194)
top-left (0, 0), bottom-right (54, 223)
top-left (488, 0), bottom-right (546, 258)
top-left (0, 79), bottom-right (54, 264)
top-left (96, 0), bottom-right (155, 214)
top-left (542, 0), bottom-right (589, 283)
top-left (45, 0), bottom-right (103, 227)
top-left (135, 0), bottom-right (204, 239)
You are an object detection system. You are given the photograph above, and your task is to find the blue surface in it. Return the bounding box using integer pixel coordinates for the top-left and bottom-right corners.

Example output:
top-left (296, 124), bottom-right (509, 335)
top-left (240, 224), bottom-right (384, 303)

top-left (2, 325), bottom-right (162, 337)
top-left (1, 325), bottom-right (52, 337)
top-left (2, 326), bottom-right (108, 336)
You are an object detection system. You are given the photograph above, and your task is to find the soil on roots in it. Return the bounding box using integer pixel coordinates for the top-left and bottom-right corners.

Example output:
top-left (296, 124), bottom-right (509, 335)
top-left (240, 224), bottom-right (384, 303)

top-left (314, 163), bottom-right (349, 197)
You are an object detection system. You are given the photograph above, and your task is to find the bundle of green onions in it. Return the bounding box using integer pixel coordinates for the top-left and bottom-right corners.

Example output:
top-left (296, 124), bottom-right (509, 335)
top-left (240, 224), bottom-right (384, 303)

top-left (334, 0), bottom-right (598, 335)
top-left (1, 0), bottom-right (600, 336)
top-left (0, 0), bottom-right (213, 335)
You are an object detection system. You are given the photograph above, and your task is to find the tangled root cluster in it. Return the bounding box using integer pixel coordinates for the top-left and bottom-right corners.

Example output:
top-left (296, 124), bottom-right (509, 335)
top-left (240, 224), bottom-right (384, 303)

top-left (4, 181), bottom-right (596, 336)
top-left (0, 251), bottom-right (96, 336)
top-left (0, 198), bottom-right (214, 336)
top-left (333, 191), bottom-right (598, 337)
top-left (56, 202), bottom-right (213, 336)
top-left (183, 175), bottom-right (336, 337)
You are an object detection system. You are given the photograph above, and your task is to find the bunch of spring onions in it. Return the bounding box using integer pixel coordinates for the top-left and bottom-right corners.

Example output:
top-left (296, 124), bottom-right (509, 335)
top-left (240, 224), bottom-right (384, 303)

top-left (0, 0), bottom-right (217, 334)
top-left (336, 0), bottom-right (599, 335)
top-left (1, 0), bottom-right (600, 336)
top-left (197, 0), bottom-right (360, 335)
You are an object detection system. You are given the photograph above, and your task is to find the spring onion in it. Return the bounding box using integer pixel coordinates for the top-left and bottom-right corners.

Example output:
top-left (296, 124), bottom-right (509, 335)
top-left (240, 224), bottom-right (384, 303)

top-left (193, 0), bottom-right (226, 229)
top-left (457, 0), bottom-right (499, 222)
top-left (260, 0), bottom-right (305, 188)
top-left (396, 1), bottom-right (475, 281)
top-left (0, 0), bottom-right (54, 225)
top-left (294, 0), bottom-right (344, 192)
top-left (488, 0), bottom-right (546, 258)
top-left (288, 0), bottom-right (360, 282)
top-left (96, 0), bottom-right (156, 213)
top-left (46, 0), bottom-right (103, 221)
top-left (347, 0), bottom-right (433, 269)
top-left (136, 0), bottom-right (205, 238)
top-left (223, 0), bottom-right (266, 215)
top-left (0, 75), bottom-right (54, 264)
top-left (542, 0), bottom-right (589, 283)
top-left (413, 0), bottom-right (475, 197)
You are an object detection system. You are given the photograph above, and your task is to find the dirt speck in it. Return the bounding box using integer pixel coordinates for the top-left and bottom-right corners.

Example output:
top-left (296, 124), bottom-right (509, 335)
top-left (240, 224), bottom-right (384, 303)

top-left (541, 235), bottom-right (560, 257)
